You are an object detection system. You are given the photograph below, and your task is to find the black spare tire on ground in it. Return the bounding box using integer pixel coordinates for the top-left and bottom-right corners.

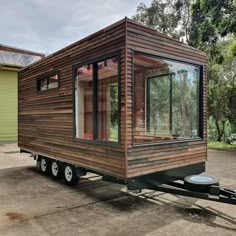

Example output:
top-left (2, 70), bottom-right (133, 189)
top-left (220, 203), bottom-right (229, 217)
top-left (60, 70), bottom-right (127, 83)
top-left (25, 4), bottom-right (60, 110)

top-left (184, 175), bottom-right (219, 193)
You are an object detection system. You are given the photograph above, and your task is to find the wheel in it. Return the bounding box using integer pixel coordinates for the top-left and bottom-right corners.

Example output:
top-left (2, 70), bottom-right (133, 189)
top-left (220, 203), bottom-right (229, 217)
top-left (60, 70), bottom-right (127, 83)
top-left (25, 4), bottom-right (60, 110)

top-left (40, 157), bottom-right (51, 175)
top-left (184, 175), bottom-right (219, 193)
top-left (51, 160), bottom-right (63, 179)
top-left (63, 164), bottom-right (79, 186)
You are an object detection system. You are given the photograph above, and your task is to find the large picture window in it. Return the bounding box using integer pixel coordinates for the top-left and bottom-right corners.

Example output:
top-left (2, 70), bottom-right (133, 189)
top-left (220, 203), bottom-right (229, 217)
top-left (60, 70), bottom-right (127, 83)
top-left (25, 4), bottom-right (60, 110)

top-left (133, 52), bottom-right (201, 144)
top-left (74, 55), bottom-right (119, 142)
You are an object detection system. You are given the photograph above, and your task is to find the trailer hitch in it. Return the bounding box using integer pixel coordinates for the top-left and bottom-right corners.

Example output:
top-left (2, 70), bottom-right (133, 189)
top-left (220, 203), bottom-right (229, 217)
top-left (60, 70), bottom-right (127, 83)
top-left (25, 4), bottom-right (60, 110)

top-left (128, 175), bottom-right (236, 205)
top-left (151, 182), bottom-right (236, 205)
top-left (218, 187), bottom-right (236, 199)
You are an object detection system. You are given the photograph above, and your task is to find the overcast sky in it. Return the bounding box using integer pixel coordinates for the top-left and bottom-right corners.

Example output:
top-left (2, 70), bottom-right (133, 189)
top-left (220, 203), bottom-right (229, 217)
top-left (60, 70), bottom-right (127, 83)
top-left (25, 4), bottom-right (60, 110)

top-left (0, 0), bottom-right (152, 55)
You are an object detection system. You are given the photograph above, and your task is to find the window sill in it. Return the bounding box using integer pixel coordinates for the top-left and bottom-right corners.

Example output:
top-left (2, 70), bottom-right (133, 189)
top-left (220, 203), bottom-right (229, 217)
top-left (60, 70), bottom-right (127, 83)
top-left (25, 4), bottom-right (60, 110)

top-left (73, 137), bottom-right (121, 147)
top-left (132, 137), bottom-right (205, 148)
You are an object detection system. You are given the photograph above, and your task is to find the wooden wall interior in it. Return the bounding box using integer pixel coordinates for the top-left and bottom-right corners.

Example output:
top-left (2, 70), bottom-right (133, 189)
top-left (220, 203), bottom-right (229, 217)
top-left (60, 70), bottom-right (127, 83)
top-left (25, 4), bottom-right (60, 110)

top-left (125, 19), bottom-right (207, 178)
top-left (18, 19), bottom-right (127, 178)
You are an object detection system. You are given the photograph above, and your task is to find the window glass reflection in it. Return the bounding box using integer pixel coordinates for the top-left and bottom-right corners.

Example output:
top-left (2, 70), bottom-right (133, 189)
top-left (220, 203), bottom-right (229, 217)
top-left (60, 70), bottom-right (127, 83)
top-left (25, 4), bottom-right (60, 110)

top-left (97, 58), bottom-right (118, 141)
top-left (75, 64), bottom-right (93, 139)
top-left (133, 53), bottom-right (200, 143)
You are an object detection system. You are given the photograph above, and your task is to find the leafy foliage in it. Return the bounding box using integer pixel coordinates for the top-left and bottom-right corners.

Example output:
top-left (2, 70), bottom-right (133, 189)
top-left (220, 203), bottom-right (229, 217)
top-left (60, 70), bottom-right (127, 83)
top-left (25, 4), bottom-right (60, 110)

top-left (110, 84), bottom-right (119, 128)
top-left (189, 0), bottom-right (236, 58)
top-left (207, 39), bottom-right (236, 141)
top-left (148, 69), bottom-right (199, 138)
top-left (132, 0), bottom-right (192, 42)
top-left (132, 0), bottom-right (236, 141)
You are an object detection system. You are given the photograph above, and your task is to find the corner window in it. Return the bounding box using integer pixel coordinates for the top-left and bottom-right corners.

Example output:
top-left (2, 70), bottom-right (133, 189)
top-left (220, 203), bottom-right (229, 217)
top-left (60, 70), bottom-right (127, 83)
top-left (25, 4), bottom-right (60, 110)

top-left (133, 53), bottom-right (201, 144)
top-left (37, 73), bottom-right (59, 91)
top-left (74, 55), bottom-right (119, 142)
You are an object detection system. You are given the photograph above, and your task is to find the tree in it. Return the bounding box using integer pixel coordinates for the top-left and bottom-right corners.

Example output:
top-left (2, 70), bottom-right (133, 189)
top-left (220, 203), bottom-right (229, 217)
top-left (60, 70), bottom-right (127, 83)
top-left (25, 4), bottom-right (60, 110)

top-left (132, 0), bottom-right (236, 141)
top-left (132, 0), bottom-right (192, 42)
top-left (208, 64), bottom-right (228, 141)
top-left (149, 74), bottom-right (170, 134)
top-left (189, 0), bottom-right (236, 57)
top-left (224, 39), bottom-right (236, 129)
top-left (189, 1), bottom-right (236, 141)
top-left (110, 84), bottom-right (119, 128)
top-left (207, 39), bottom-right (236, 141)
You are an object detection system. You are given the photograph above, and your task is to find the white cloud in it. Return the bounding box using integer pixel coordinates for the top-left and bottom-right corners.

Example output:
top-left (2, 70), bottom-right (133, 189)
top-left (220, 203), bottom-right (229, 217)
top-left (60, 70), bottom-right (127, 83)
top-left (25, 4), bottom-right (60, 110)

top-left (0, 0), bottom-right (152, 54)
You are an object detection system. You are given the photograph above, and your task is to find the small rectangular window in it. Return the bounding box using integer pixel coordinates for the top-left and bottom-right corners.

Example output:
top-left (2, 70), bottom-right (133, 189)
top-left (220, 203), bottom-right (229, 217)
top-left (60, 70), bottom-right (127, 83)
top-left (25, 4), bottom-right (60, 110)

top-left (37, 73), bottom-right (59, 91)
top-left (48, 74), bottom-right (59, 89)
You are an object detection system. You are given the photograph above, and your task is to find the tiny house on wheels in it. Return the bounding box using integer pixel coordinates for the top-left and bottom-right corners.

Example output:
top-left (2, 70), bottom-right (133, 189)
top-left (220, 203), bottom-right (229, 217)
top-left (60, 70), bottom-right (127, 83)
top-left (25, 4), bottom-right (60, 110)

top-left (18, 18), bottom-right (209, 190)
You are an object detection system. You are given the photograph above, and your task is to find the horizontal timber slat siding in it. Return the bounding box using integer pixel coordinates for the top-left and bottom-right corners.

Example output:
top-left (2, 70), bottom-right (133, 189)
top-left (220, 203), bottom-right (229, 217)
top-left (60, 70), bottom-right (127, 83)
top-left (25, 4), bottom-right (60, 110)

top-left (18, 20), bottom-right (127, 178)
top-left (18, 18), bottom-right (207, 180)
top-left (126, 19), bottom-right (207, 178)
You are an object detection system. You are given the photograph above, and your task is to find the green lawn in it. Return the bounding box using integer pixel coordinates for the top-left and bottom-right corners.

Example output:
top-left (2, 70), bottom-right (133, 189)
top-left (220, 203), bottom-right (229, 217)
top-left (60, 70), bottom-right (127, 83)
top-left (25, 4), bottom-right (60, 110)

top-left (208, 141), bottom-right (236, 150)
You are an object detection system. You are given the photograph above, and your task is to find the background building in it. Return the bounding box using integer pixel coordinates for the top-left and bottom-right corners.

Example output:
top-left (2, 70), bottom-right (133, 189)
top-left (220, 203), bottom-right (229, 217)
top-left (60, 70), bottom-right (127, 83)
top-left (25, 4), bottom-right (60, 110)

top-left (0, 44), bottom-right (44, 142)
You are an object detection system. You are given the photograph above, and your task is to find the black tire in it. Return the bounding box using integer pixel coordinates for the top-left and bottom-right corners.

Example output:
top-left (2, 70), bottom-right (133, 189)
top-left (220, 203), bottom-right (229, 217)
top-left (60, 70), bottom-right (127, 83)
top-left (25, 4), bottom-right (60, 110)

top-left (39, 157), bottom-right (51, 175)
top-left (51, 160), bottom-right (63, 179)
top-left (63, 164), bottom-right (79, 186)
top-left (184, 175), bottom-right (219, 193)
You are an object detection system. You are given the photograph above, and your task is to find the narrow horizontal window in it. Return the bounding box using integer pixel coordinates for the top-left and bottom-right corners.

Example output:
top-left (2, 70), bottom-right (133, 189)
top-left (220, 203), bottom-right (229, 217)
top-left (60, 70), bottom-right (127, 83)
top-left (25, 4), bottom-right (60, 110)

top-left (37, 73), bottom-right (59, 91)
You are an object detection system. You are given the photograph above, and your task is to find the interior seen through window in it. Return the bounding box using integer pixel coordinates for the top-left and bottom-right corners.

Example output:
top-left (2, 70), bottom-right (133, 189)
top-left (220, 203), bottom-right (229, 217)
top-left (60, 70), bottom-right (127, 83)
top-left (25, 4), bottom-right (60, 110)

top-left (133, 53), bottom-right (200, 143)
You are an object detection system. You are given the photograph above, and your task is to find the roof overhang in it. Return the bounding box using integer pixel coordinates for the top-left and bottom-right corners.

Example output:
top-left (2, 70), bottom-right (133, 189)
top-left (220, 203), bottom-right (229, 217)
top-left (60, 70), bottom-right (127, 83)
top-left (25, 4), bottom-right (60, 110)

top-left (0, 64), bottom-right (22, 71)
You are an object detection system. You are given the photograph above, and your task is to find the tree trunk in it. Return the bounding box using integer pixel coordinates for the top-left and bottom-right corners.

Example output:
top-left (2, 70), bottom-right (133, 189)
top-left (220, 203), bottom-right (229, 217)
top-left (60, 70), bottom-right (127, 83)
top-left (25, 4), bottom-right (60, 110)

top-left (179, 70), bottom-right (190, 136)
top-left (215, 119), bottom-right (225, 142)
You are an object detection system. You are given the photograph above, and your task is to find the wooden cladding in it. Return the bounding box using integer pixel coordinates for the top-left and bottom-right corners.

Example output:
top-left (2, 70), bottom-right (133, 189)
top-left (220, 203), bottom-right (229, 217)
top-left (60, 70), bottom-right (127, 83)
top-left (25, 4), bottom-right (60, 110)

top-left (19, 19), bottom-right (127, 178)
top-left (18, 18), bottom-right (207, 179)
top-left (125, 19), bottom-right (207, 178)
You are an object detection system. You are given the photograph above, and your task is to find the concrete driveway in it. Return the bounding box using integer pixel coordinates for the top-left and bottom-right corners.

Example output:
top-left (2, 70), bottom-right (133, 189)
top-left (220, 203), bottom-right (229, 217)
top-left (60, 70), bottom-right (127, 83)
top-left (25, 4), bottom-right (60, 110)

top-left (0, 143), bottom-right (235, 236)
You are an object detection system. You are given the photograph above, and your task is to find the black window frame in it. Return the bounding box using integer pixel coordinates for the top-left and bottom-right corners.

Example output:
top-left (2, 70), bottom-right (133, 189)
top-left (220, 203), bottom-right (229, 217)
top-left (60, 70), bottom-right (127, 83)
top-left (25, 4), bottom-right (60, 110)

top-left (132, 50), bottom-right (204, 147)
top-left (72, 51), bottom-right (121, 145)
top-left (36, 71), bottom-right (60, 92)
top-left (146, 73), bottom-right (173, 134)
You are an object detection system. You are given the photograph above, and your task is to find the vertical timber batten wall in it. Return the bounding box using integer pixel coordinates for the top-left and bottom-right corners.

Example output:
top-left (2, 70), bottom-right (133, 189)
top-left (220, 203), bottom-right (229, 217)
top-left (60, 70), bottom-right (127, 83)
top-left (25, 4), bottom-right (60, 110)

top-left (125, 19), bottom-right (207, 178)
top-left (18, 19), bottom-right (127, 178)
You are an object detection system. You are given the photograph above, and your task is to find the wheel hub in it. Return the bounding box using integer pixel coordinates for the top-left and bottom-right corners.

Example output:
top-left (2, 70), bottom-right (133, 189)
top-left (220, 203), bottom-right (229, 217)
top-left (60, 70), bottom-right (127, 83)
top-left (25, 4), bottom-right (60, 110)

top-left (41, 159), bottom-right (47, 172)
top-left (52, 162), bottom-right (58, 176)
top-left (65, 166), bottom-right (73, 182)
